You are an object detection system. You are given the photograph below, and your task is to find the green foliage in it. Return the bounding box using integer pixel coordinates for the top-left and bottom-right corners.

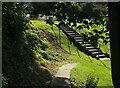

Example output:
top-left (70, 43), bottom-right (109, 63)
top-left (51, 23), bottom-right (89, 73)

top-left (2, 76), bottom-right (8, 86)
top-left (31, 2), bottom-right (109, 47)
top-left (93, 8), bottom-right (102, 18)
top-left (2, 2), bottom-right (110, 87)
top-left (31, 2), bottom-right (57, 15)
top-left (53, 2), bottom-right (109, 47)
top-left (74, 16), bottom-right (110, 47)
top-left (81, 3), bottom-right (94, 19)
top-left (2, 2), bottom-right (30, 86)
top-left (2, 2), bottom-right (54, 86)
top-left (91, 17), bottom-right (110, 46)
top-left (2, 2), bottom-right (28, 40)
top-left (31, 2), bottom-right (102, 25)
top-left (86, 75), bottom-right (99, 88)
top-left (31, 2), bottom-right (108, 46)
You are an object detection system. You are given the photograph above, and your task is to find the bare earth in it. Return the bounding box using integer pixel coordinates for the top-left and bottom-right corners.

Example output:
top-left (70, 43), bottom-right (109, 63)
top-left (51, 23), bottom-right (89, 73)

top-left (51, 63), bottom-right (78, 88)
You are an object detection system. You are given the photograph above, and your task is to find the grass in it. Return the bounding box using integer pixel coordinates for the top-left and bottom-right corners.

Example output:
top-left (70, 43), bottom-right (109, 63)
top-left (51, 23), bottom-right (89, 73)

top-left (70, 55), bottom-right (112, 87)
top-left (30, 20), bottom-right (72, 73)
top-left (30, 20), bottom-right (113, 87)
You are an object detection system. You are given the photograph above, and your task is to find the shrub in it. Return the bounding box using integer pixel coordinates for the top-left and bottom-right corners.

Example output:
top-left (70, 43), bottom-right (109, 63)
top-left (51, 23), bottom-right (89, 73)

top-left (85, 75), bottom-right (99, 88)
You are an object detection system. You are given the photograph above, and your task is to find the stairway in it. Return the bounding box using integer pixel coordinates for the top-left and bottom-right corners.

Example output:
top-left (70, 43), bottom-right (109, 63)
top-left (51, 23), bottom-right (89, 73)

top-left (56, 22), bottom-right (110, 60)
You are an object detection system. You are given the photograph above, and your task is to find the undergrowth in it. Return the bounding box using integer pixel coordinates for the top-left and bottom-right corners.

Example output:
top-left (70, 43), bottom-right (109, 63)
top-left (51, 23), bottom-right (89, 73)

top-left (2, 3), bottom-right (69, 86)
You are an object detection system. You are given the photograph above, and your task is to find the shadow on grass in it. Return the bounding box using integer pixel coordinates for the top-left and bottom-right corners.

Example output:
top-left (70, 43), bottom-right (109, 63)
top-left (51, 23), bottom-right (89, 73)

top-left (51, 77), bottom-right (71, 88)
top-left (2, 58), bottom-right (53, 87)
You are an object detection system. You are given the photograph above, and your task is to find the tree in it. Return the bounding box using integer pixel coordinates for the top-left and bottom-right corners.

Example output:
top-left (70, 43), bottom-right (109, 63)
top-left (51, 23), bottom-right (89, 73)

top-left (54, 2), bottom-right (102, 22)
top-left (31, 2), bottom-right (57, 15)
top-left (2, 2), bottom-right (32, 86)
top-left (3, 2), bottom-right (54, 86)
top-left (108, 2), bottom-right (120, 88)
top-left (31, 2), bottom-right (103, 21)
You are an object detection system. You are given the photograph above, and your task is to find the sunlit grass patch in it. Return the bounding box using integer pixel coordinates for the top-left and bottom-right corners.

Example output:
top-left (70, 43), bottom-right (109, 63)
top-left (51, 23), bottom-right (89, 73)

top-left (30, 20), bottom-right (113, 87)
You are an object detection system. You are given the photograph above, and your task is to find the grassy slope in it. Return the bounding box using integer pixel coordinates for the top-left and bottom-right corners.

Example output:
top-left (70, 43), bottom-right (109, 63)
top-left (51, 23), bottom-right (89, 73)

top-left (30, 20), bottom-right (71, 74)
top-left (30, 20), bottom-right (113, 87)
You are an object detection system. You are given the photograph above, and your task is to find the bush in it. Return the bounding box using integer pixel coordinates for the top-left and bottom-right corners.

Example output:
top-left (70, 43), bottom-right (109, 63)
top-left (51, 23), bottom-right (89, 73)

top-left (2, 2), bottom-right (52, 86)
top-left (85, 75), bottom-right (99, 88)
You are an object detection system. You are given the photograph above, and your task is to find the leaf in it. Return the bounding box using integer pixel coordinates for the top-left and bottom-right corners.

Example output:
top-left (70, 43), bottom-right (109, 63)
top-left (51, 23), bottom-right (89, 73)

top-left (100, 36), bottom-right (104, 39)
top-left (93, 29), bottom-right (98, 33)
top-left (76, 25), bottom-right (83, 30)
top-left (103, 40), bottom-right (109, 45)
top-left (89, 32), bottom-right (93, 35)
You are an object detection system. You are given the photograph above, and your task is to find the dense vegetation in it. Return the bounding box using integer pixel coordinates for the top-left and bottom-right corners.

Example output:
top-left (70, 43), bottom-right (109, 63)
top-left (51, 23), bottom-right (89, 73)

top-left (2, 2), bottom-right (71, 86)
top-left (3, 2), bottom-right (52, 86)
top-left (2, 2), bottom-right (112, 87)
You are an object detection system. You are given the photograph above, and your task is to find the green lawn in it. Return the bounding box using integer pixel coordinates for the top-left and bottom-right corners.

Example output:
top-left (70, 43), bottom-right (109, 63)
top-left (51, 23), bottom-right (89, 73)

top-left (30, 20), bottom-right (113, 87)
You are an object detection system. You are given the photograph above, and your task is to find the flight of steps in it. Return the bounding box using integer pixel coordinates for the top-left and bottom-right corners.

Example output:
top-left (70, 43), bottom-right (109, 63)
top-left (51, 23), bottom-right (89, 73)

top-left (56, 22), bottom-right (110, 60)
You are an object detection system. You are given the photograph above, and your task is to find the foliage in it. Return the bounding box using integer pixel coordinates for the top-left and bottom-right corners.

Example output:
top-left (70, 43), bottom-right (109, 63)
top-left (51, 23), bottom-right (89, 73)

top-left (31, 2), bottom-right (57, 15)
top-left (77, 17), bottom-right (110, 47)
top-left (54, 2), bottom-right (102, 26)
top-left (30, 2), bottom-right (109, 46)
top-left (85, 75), bottom-right (99, 88)
top-left (31, 2), bottom-right (102, 21)
top-left (81, 3), bottom-right (94, 19)
top-left (2, 2), bottom-right (54, 86)
top-left (2, 2), bottom-right (111, 87)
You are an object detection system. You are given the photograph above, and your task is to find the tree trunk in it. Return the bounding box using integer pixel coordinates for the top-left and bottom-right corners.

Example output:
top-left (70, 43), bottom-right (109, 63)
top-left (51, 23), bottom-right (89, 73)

top-left (108, 2), bottom-right (120, 88)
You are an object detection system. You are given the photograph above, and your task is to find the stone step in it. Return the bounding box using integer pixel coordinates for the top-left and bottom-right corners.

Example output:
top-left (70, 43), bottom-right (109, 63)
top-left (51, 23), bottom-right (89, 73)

top-left (70, 35), bottom-right (81, 37)
top-left (89, 50), bottom-right (100, 52)
top-left (96, 54), bottom-right (106, 58)
top-left (77, 41), bottom-right (84, 44)
top-left (74, 38), bottom-right (83, 41)
top-left (67, 33), bottom-right (78, 35)
top-left (74, 37), bottom-right (83, 39)
top-left (60, 26), bottom-right (66, 29)
top-left (75, 39), bottom-right (84, 42)
top-left (86, 46), bottom-right (95, 49)
top-left (64, 28), bottom-right (73, 31)
top-left (97, 55), bottom-right (107, 58)
top-left (79, 39), bottom-right (90, 44)
top-left (88, 49), bottom-right (100, 52)
top-left (78, 41), bottom-right (87, 44)
top-left (58, 23), bottom-right (110, 60)
top-left (91, 52), bottom-right (103, 55)
top-left (74, 36), bottom-right (83, 38)
top-left (65, 31), bottom-right (75, 33)
top-left (81, 43), bottom-right (92, 47)
top-left (99, 57), bottom-right (109, 60)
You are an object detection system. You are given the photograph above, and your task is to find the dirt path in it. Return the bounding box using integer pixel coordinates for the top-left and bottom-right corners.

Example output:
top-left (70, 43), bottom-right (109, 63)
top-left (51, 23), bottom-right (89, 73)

top-left (51, 63), bottom-right (78, 88)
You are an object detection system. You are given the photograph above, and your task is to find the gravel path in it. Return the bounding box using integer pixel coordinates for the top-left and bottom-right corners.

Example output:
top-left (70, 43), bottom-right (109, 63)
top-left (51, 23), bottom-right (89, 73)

top-left (51, 63), bottom-right (78, 88)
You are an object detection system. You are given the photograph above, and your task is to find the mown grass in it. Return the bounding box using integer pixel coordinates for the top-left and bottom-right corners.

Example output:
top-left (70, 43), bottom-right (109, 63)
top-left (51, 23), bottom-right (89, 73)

top-left (69, 54), bottom-right (113, 87)
top-left (30, 20), bottom-right (113, 87)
